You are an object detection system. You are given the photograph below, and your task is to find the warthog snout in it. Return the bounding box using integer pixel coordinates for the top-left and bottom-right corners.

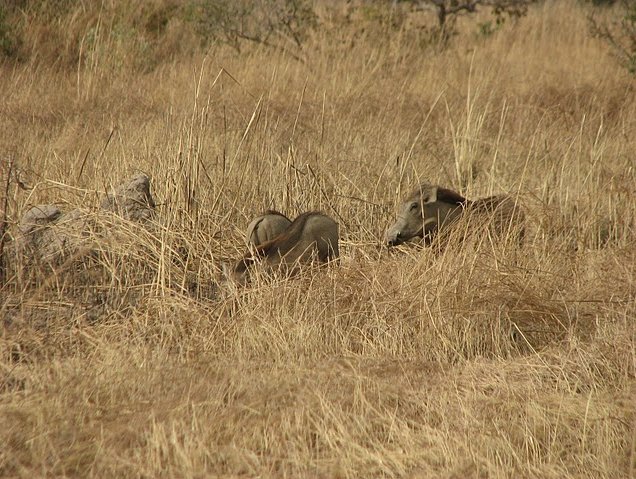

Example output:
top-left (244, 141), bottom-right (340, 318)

top-left (385, 223), bottom-right (411, 247)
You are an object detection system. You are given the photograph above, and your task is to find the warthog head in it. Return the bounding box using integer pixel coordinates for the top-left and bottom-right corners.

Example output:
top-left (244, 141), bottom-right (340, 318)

top-left (229, 211), bottom-right (339, 285)
top-left (245, 210), bottom-right (292, 247)
top-left (385, 183), bottom-right (467, 246)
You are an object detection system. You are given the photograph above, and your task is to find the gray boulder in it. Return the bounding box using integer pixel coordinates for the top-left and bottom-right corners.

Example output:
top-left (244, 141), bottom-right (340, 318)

top-left (100, 174), bottom-right (155, 222)
top-left (17, 174), bottom-right (156, 267)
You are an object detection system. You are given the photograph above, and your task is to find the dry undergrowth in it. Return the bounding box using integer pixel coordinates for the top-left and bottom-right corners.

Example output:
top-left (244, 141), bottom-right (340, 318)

top-left (1, 1), bottom-right (635, 478)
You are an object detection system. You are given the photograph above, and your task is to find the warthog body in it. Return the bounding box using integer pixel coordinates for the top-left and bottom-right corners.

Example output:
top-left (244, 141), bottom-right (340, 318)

top-left (386, 183), bottom-right (524, 246)
top-left (245, 210), bottom-right (292, 247)
top-left (231, 211), bottom-right (339, 283)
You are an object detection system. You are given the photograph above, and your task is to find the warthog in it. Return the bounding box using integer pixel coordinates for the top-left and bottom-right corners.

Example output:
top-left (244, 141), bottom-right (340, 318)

top-left (386, 183), bottom-right (524, 246)
top-left (229, 211), bottom-right (339, 284)
top-left (245, 210), bottom-right (292, 247)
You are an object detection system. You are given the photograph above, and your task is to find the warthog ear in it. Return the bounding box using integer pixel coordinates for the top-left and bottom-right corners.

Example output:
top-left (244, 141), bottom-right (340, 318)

top-left (424, 186), bottom-right (437, 203)
top-left (220, 262), bottom-right (234, 280)
top-left (219, 261), bottom-right (247, 294)
top-left (422, 185), bottom-right (437, 203)
top-left (435, 187), bottom-right (466, 206)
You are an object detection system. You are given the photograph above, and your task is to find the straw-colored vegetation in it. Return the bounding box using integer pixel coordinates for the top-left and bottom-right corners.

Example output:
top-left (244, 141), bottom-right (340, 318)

top-left (1, 1), bottom-right (635, 477)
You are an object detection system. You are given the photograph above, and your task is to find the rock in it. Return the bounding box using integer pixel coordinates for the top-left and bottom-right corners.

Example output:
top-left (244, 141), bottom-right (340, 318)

top-left (18, 204), bottom-right (63, 236)
top-left (17, 205), bottom-right (92, 265)
top-left (17, 204), bottom-right (66, 263)
top-left (17, 174), bottom-right (157, 267)
top-left (100, 174), bottom-right (155, 222)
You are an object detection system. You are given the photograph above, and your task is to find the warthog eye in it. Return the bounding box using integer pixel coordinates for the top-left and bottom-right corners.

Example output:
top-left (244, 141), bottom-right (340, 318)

top-left (409, 202), bottom-right (419, 212)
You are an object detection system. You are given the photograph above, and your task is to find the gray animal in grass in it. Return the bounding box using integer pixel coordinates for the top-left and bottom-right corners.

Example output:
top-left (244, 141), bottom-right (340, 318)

top-left (245, 210), bottom-right (292, 247)
top-left (229, 211), bottom-right (339, 284)
top-left (386, 183), bottom-right (524, 246)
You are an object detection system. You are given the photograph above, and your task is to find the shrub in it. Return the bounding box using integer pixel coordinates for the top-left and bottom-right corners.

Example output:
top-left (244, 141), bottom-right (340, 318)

top-left (192, 0), bottom-right (317, 61)
top-left (0, 5), bottom-right (20, 58)
top-left (589, 0), bottom-right (636, 74)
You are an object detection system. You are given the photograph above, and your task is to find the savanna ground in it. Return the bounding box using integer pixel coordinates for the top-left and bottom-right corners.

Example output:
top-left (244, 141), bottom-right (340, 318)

top-left (1, 1), bottom-right (635, 477)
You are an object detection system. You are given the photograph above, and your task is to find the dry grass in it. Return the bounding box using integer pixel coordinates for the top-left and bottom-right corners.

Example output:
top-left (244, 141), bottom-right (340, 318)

top-left (1, 1), bottom-right (635, 477)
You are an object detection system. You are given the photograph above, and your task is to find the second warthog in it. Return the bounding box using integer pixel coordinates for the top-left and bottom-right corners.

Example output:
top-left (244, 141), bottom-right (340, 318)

top-left (386, 183), bottom-right (524, 247)
top-left (230, 211), bottom-right (339, 284)
top-left (245, 210), bottom-right (292, 247)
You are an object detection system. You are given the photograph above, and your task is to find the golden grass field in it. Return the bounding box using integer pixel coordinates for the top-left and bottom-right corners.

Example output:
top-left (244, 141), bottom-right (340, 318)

top-left (1, 1), bottom-right (635, 477)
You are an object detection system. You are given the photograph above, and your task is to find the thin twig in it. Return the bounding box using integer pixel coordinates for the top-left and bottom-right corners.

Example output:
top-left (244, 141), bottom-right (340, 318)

top-left (306, 164), bottom-right (348, 228)
top-left (0, 157), bottom-right (15, 285)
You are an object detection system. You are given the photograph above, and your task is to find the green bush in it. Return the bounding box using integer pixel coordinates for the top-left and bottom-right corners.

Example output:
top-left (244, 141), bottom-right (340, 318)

top-left (0, 6), bottom-right (20, 58)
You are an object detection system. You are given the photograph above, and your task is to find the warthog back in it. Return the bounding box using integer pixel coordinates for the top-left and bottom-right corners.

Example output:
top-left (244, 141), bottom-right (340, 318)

top-left (233, 211), bottom-right (339, 282)
top-left (245, 210), bottom-right (292, 247)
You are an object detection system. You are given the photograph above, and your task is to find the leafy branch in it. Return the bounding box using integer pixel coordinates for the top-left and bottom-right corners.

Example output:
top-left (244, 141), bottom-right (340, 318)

top-left (588, 0), bottom-right (636, 74)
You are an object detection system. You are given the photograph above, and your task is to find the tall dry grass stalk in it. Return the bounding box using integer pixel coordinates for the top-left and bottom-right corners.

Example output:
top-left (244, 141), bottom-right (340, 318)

top-left (1, 1), bottom-right (634, 477)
